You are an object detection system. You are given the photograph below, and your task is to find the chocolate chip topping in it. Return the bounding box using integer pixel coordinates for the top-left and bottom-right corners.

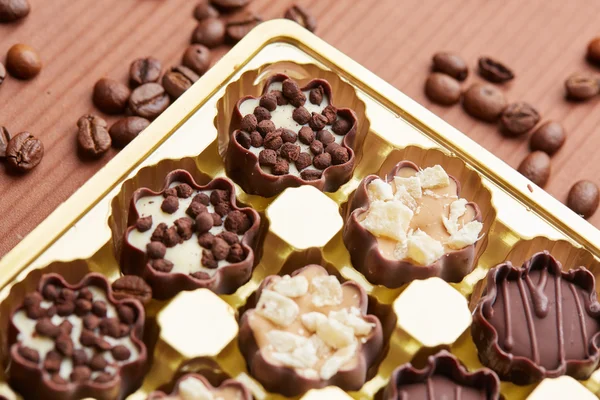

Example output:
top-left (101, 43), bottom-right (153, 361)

top-left (42, 284), bottom-right (59, 301)
top-left (202, 249), bottom-right (218, 269)
top-left (281, 129), bottom-right (297, 143)
top-left (94, 372), bottom-right (113, 383)
top-left (259, 93), bottom-right (277, 111)
top-left (217, 231), bottom-right (239, 245)
top-left (146, 241), bottom-right (166, 259)
top-left (92, 301), bottom-right (107, 317)
top-left (264, 131), bottom-right (283, 150)
top-left (117, 304), bottom-right (136, 325)
top-left (161, 196), bottom-right (179, 214)
top-left (212, 213), bottom-right (223, 226)
top-left (254, 106), bottom-right (271, 122)
top-left (135, 216), bottom-right (153, 232)
top-left (212, 238), bottom-right (230, 260)
top-left (309, 113), bottom-right (328, 131)
top-left (272, 158), bottom-right (289, 175)
top-left (292, 106), bottom-right (311, 125)
top-left (237, 131), bottom-right (251, 149)
top-left (196, 211), bottom-right (214, 234)
top-left (295, 152), bottom-right (312, 171)
top-left (316, 130), bottom-right (335, 145)
top-left (175, 183), bottom-right (193, 198)
top-left (163, 188), bottom-right (177, 198)
top-left (151, 222), bottom-right (168, 242)
top-left (227, 243), bottom-right (245, 263)
top-left (56, 301), bottom-right (75, 317)
top-left (44, 351), bottom-right (62, 372)
top-left (83, 315), bottom-right (100, 330)
top-left (271, 90), bottom-right (288, 106)
top-left (89, 354), bottom-right (108, 371)
top-left (187, 201), bottom-right (208, 219)
top-left (224, 210), bottom-right (251, 234)
top-left (322, 104), bottom-right (337, 125)
top-left (71, 366), bottom-right (91, 382)
top-left (210, 189), bottom-right (229, 205)
top-left (331, 146), bottom-right (350, 165)
top-left (198, 232), bottom-right (215, 248)
top-left (279, 142), bottom-right (300, 162)
top-left (18, 346), bottom-right (39, 363)
top-left (257, 119), bottom-right (276, 136)
top-left (55, 334), bottom-right (74, 356)
top-left (282, 79), bottom-right (306, 107)
top-left (309, 86), bottom-right (324, 105)
top-left (241, 114), bottom-right (258, 132)
top-left (174, 217), bottom-right (195, 240)
top-left (193, 192), bottom-right (210, 206)
top-left (332, 118), bottom-right (351, 135)
top-left (163, 226), bottom-right (183, 247)
top-left (111, 345), bottom-right (131, 361)
top-left (74, 299), bottom-right (92, 316)
top-left (250, 131), bottom-right (263, 147)
top-left (310, 140), bottom-right (324, 155)
top-left (36, 318), bottom-right (61, 338)
top-left (313, 152), bottom-right (332, 170)
top-left (72, 349), bottom-right (88, 366)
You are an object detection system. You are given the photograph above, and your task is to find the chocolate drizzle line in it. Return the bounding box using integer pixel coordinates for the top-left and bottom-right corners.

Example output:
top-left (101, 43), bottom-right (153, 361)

top-left (571, 283), bottom-right (588, 357)
top-left (517, 277), bottom-right (539, 364)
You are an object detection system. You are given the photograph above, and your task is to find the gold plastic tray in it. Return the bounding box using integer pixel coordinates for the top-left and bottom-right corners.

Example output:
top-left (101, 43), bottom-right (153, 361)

top-left (1, 19), bottom-right (600, 400)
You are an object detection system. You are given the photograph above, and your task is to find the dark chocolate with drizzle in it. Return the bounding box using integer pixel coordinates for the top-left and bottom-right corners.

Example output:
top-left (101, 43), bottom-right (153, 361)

top-left (383, 350), bottom-right (500, 400)
top-left (472, 251), bottom-right (600, 385)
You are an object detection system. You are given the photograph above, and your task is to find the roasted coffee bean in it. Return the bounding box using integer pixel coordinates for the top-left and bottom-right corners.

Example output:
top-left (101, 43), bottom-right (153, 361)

top-left (587, 37), bottom-right (600, 66)
top-left (462, 83), bottom-right (507, 122)
top-left (500, 102), bottom-right (540, 136)
top-left (567, 180), bottom-right (599, 219)
top-left (192, 17), bottom-right (226, 48)
top-left (129, 57), bottom-right (162, 87)
top-left (77, 114), bottom-right (111, 157)
top-left (226, 11), bottom-right (262, 43)
top-left (0, 62), bottom-right (5, 86)
top-left (0, 125), bottom-right (10, 158)
top-left (210, 0), bottom-right (251, 10)
top-left (6, 131), bottom-right (43, 172)
top-left (182, 44), bottom-right (211, 76)
top-left (129, 83), bottom-right (170, 120)
top-left (109, 116), bottom-right (150, 148)
top-left (424, 73), bottom-right (461, 105)
top-left (565, 73), bottom-right (599, 100)
top-left (478, 57), bottom-right (514, 83)
top-left (163, 65), bottom-right (200, 99)
top-left (6, 43), bottom-right (41, 79)
top-left (112, 275), bottom-right (152, 304)
top-left (0, 0), bottom-right (30, 22)
top-left (93, 78), bottom-right (131, 114)
top-left (284, 4), bottom-right (317, 32)
top-left (432, 52), bottom-right (468, 81)
top-left (517, 151), bottom-right (551, 188)
top-left (194, 0), bottom-right (219, 20)
top-left (529, 121), bottom-right (566, 155)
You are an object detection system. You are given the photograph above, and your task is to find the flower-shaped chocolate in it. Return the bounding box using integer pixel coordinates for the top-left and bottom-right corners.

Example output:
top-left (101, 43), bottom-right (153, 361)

top-left (343, 161), bottom-right (483, 288)
top-left (121, 170), bottom-right (261, 300)
top-left (383, 351), bottom-right (500, 399)
top-left (225, 73), bottom-right (358, 197)
top-left (146, 373), bottom-right (252, 400)
top-left (472, 251), bottom-right (600, 385)
top-left (8, 273), bottom-right (147, 400)
top-left (238, 264), bottom-right (383, 396)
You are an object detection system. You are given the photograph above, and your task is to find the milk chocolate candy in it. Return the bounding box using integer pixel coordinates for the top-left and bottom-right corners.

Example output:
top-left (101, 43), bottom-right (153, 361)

top-left (383, 351), bottom-right (500, 399)
top-left (343, 161), bottom-right (483, 288)
top-left (121, 170), bottom-right (261, 299)
top-left (472, 251), bottom-right (600, 385)
top-left (145, 373), bottom-right (252, 400)
top-left (226, 73), bottom-right (358, 198)
top-left (238, 264), bottom-right (384, 396)
top-left (8, 273), bottom-right (147, 400)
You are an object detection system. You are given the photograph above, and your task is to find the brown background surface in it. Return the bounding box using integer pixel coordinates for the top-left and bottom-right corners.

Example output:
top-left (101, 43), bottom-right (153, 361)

top-left (0, 0), bottom-right (599, 257)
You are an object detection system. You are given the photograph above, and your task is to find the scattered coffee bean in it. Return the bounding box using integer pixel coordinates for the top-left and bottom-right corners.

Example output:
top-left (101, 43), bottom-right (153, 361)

top-left (478, 57), bottom-right (514, 83)
top-left (500, 102), bottom-right (540, 136)
top-left (182, 44), bottom-right (211, 76)
top-left (424, 73), bottom-right (461, 105)
top-left (586, 37), bottom-right (600, 66)
top-left (565, 73), bottom-right (599, 100)
top-left (0, 0), bottom-right (29, 22)
top-left (567, 180), bottom-right (599, 219)
top-left (0, 62), bottom-right (5, 86)
top-left (109, 116), bottom-right (150, 148)
top-left (163, 65), bottom-right (200, 99)
top-left (77, 114), bottom-right (111, 157)
top-left (93, 78), bottom-right (131, 114)
top-left (517, 151), bottom-right (551, 187)
top-left (6, 43), bottom-right (41, 80)
top-left (194, 0), bottom-right (219, 21)
top-left (0, 125), bottom-right (10, 158)
top-left (6, 131), bottom-right (43, 172)
top-left (529, 121), bottom-right (565, 155)
top-left (284, 4), bottom-right (317, 32)
top-left (112, 275), bottom-right (152, 304)
top-left (462, 83), bottom-right (507, 122)
top-left (192, 17), bottom-right (226, 48)
top-left (129, 57), bottom-right (162, 87)
top-left (129, 83), bottom-right (170, 120)
top-left (432, 52), bottom-right (468, 81)
top-left (226, 11), bottom-right (262, 43)
top-left (210, 0), bottom-right (251, 10)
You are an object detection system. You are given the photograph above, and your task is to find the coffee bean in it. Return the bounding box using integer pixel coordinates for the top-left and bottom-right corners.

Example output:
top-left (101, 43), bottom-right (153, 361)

top-left (112, 275), bottom-right (152, 304)
top-left (210, 0), bottom-right (251, 10)
top-left (462, 83), bottom-right (507, 122)
top-left (567, 180), bottom-right (599, 219)
top-left (517, 151), bottom-right (551, 188)
top-left (565, 73), bottom-right (599, 100)
top-left (587, 37), bottom-right (600, 66)
top-left (500, 102), bottom-right (540, 136)
top-left (478, 57), bottom-right (514, 83)
top-left (6, 43), bottom-right (41, 80)
top-left (0, 125), bottom-right (10, 158)
top-left (192, 17), bottom-right (226, 48)
top-left (284, 4), bottom-right (317, 32)
top-left (129, 83), bottom-right (170, 120)
top-left (225, 11), bottom-right (262, 43)
top-left (162, 65), bottom-right (200, 99)
top-left (194, 0), bottom-right (219, 21)
top-left (529, 121), bottom-right (565, 155)
top-left (6, 131), bottom-right (43, 172)
top-left (0, 0), bottom-right (30, 22)
top-left (432, 52), bottom-right (468, 81)
top-left (77, 114), bottom-right (111, 157)
top-left (109, 116), bottom-right (150, 148)
top-left (129, 57), bottom-right (162, 87)
top-left (182, 44), bottom-right (211, 76)
top-left (424, 73), bottom-right (461, 105)
top-left (0, 62), bottom-right (6, 86)
top-left (93, 78), bottom-right (131, 114)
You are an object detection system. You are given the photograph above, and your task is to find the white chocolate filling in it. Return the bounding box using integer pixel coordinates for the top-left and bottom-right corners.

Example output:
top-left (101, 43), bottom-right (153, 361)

top-left (156, 375), bottom-right (244, 400)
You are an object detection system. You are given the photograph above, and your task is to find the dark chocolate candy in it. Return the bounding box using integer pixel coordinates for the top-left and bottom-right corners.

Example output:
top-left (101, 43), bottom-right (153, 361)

top-left (146, 373), bottom-right (252, 400)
